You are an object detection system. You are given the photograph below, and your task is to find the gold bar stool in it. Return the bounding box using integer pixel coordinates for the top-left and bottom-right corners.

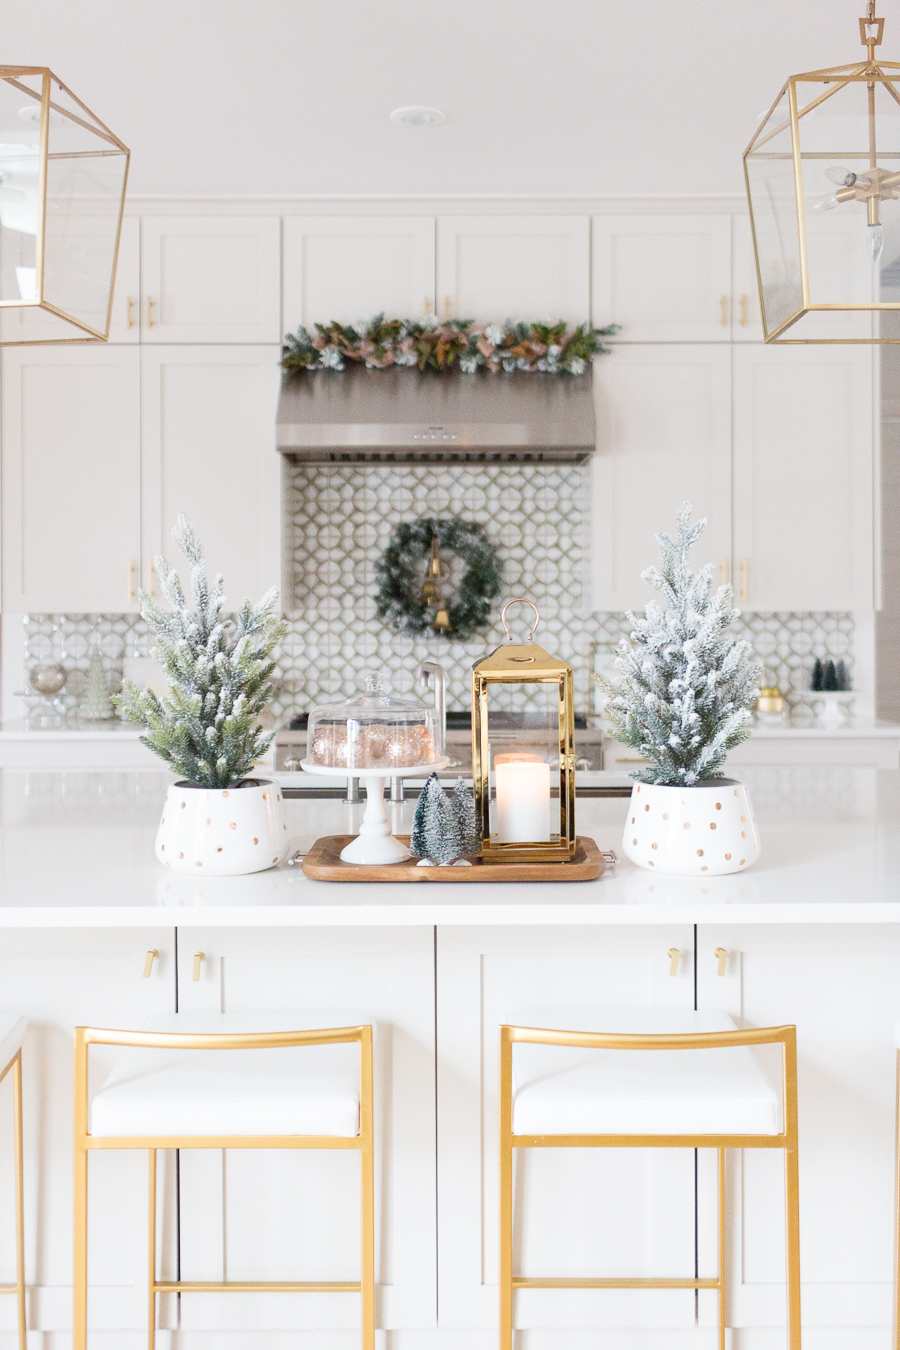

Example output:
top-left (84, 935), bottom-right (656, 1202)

top-left (499, 1011), bottom-right (801, 1350)
top-left (74, 1013), bottom-right (375, 1350)
top-left (0, 1017), bottom-right (26, 1350)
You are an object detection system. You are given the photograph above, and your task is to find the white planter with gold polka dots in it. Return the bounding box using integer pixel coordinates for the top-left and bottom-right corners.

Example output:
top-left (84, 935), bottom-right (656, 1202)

top-left (155, 778), bottom-right (289, 875)
top-left (622, 778), bottom-right (761, 876)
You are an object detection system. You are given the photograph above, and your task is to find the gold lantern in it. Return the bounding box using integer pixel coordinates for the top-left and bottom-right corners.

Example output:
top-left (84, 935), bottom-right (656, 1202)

top-left (0, 67), bottom-right (129, 344)
top-left (471, 598), bottom-right (576, 864)
top-left (744, 2), bottom-right (900, 342)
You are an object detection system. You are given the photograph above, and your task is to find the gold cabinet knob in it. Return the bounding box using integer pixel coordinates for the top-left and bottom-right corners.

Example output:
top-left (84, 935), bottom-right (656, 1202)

top-left (192, 952), bottom-right (206, 982)
top-left (126, 295), bottom-right (135, 329)
top-left (127, 559), bottom-right (136, 604)
top-left (715, 947), bottom-right (728, 977)
top-left (740, 294), bottom-right (750, 327)
top-left (668, 947), bottom-right (680, 977)
top-left (143, 949), bottom-right (159, 979)
top-left (719, 295), bottom-right (728, 327)
top-left (147, 296), bottom-right (155, 329)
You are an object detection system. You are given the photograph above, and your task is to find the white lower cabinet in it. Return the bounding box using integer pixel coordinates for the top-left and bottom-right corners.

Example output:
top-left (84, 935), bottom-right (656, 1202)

top-left (0, 928), bottom-right (176, 1338)
top-left (174, 926), bottom-right (437, 1335)
top-left (697, 924), bottom-right (900, 1346)
top-left (435, 925), bottom-right (695, 1335)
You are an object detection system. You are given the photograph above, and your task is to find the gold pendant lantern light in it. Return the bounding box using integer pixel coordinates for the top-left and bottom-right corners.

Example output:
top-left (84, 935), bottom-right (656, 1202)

top-left (745, 2), bottom-right (900, 342)
top-left (0, 68), bottom-right (129, 344)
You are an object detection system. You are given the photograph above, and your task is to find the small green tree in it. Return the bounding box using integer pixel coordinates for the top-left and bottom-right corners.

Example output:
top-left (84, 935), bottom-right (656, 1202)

top-left (596, 504), bottom-right (761, 786)
top-left (114, 516), bottom-right (287, 788)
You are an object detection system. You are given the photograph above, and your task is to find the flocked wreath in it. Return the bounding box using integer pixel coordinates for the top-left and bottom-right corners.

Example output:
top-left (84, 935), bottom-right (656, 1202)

top-left (375, 517), bottom-right (502, 641)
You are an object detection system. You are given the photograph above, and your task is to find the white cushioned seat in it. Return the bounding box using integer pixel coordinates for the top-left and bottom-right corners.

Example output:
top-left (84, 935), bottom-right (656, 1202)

top-left (508, 1010), bottom-right (779, 1137)
top-left (90, 1013), bottom-right (370, 1139)
top-left (0, 1015), bottom-right (26, 1071)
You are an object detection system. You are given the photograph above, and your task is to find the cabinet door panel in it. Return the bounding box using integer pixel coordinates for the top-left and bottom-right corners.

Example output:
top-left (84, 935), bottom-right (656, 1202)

top-left (0, 928), bottom-right (176, 1334)
top-left (590, 344), bottom-right (732, 611)
top-left (141, 216), bottom-right (281, 342)
top-left (174, 926), bottom-right (436, 1332)
top-left (141, 346), bottom-right (282, 603)
top-left (697, 924), bottom-right (900, 1334)
top-left (1, 345), bottom-right (142, 612)
top-left (0, 216), bottom-right (140, 346)
top-left (437, 215), bottom-right (589, 324)
top-left (436, 925), bottom-right (694, 1330)
top-left (732, 344), bottom-right (874, 610)
top-left (283, 216), bottom-right (435, 331)
top-left (592, 215), bottom-right (732, 341)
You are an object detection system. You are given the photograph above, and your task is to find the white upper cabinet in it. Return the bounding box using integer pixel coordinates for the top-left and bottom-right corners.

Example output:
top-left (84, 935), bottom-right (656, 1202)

top-left (2, 346), bottom-right (142, 613)
top-left (436, 215), bottom-right (590, 323)
top-left (731, 214), bottom-right (764, 342)
top-left (732, 344), bottom-right (874, 611)
top-left (283, 216), bottom-right (435, 331)
top-left (0, 216), bottom-right (140, 346)
top-left (590, 344), bottom-right (733, 612)
top-left (140, 217), bottom-right (281, 343)
top-left (141, 346), bottom-right (282, 604)
top-left (592, 215), bottom-right (733, 341)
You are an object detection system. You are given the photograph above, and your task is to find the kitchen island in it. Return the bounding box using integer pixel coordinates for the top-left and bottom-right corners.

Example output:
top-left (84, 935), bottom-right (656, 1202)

top-left (1, 765), bottom-right (897, 1349)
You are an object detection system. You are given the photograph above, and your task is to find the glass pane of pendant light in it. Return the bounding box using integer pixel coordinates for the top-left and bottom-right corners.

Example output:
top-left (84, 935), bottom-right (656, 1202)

top-left (0, 68), bottom-right (128, 344)
top-left (745, 5), bottom-right (900, 342)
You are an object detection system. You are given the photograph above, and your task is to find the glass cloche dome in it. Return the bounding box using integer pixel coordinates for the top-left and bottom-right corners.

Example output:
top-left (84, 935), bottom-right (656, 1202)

top-left (307, 673), bottom-right (443, 771)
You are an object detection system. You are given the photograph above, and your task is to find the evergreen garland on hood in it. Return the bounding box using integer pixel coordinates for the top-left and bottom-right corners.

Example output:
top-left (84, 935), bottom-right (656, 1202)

top-left (596, 504), bottom-right (761, 786)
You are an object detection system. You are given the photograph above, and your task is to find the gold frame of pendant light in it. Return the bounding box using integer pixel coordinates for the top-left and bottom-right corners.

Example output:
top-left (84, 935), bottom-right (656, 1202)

top-left (73, 1024), bottom-right (375, 1350)
top-left (498, 1022), bottom-right (802, 1350)
top-left (744, 2), bottom-right (900, 342)
top-left (0, 66), bottom-right (129, 345)
top-left (471, 599), bottom-right (576, 864)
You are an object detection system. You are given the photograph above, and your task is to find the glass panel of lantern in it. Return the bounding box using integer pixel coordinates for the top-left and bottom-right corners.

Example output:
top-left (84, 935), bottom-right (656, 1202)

top-left (471, 604), bottom-right (576, 864)
top-left (0, 68), bottom-right (128, 343)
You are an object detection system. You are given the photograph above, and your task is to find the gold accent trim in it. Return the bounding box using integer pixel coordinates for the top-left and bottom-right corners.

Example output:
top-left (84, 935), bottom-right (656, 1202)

top-left (0, 1048), bottom-right (26, 1350)
top-left (498, 1023), bottom-right (801, 1350)
top-left (74, 1023), bottom-right (375, 1350)
top-left (142, 949), bottom-right (158, 978)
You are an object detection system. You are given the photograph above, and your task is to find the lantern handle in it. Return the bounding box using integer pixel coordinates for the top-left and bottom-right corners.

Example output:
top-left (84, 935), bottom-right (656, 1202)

top-left (500, 597), bottom-right (540, 642)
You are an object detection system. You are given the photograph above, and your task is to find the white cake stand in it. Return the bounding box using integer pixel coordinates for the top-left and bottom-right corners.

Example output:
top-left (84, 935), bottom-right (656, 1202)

top-left (299, 759), bottom-right (450, 864)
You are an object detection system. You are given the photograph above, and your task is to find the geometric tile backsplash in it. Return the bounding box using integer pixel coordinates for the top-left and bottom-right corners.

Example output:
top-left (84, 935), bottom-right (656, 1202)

top-left (22, 460), bottom-right (856, 725)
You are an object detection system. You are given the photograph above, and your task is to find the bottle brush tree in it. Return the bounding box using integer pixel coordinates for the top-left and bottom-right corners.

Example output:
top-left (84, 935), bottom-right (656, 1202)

top-left (114, 516), bottom-right (287, 789)
top-left (596, 503), bottom-right (761, 786)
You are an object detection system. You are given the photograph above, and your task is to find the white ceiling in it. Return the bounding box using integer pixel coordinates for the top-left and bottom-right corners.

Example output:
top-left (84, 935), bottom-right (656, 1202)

top-left (0, 0), bottom-right (879, 199)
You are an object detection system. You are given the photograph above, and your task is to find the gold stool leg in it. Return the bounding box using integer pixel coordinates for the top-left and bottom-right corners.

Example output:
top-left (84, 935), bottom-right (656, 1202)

top-left (73, 1143), bottom-right (88, 1350)
top-left (895, 1049), bottom-right (900, 1350)
top-left (12, 1054), bottom-right (25, 1350)
top-left (148, 1150), bottom-right (157, 1350)
top-left (717, 1147), bottom-right (726, 1350)
top-left (359, 1026), bottom-right (375, 1350)
top-left (498, 1028), bottom-right (513, 1350)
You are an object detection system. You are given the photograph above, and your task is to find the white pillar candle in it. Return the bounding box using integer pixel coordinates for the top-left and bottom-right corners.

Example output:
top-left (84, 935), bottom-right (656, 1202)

top-left (495, 753), bottom-right (551, 843)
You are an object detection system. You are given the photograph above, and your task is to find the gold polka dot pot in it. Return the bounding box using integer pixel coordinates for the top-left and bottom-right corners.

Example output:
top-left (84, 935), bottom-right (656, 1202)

top-left (155, 779), bottom-right (289, 876)
top-left (621, 779), bottom-right (761, 876)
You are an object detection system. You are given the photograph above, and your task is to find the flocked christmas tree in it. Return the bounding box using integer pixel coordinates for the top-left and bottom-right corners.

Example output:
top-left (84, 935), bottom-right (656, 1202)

top-left (410, 773), bottom-right (479, 865)
top-left (114, 516), bottom-right (287, 788)
top-left (79, 642), bottom-right (114, 721)
top-left (597, 504), bottom-right (761, 786)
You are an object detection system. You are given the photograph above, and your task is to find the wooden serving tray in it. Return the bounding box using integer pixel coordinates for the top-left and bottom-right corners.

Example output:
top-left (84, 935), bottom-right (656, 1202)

top-left (302, 835), bottom-right (605, 882)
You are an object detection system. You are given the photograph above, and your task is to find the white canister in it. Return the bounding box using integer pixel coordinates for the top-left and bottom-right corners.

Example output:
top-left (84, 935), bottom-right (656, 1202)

top-left (155, 779), bottom-right (290, 876)
top-left (622, 778), bottom-right (761, 876)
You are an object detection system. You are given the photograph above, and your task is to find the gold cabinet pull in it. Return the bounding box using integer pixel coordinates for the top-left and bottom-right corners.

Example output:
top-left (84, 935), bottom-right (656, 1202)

top-left (126, 296), bottom-right (135, 329)
top-left (423, 295), bottom-right (432, 317)
top-left (739, 294), bottom-right (749, 327)
top-left (143, 949), bottom-right (159, 979)
top-left (668, 947), bottom-right (680, 977)
top-left (147, 560), bottom-right (156, 597)
top-left (444, 295), bottom-right (451, 321)
top-left (720, 557), bottom-right (729, 585)
top-left (715, 947), bottom-right (728, 977)
top-left (192, 951), bottom-right (206, 982)
top-left (147, 296), bottom-right (155, 328)
top-left (127, 559), bottom-right (136, 603)
top-left (719, 295), bottom-right (728, 327)
top-left (740, 558), bottom-right (749, 604)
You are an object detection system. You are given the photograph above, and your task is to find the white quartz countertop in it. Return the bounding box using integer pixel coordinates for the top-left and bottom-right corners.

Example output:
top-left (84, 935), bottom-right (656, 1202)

top-left (0, 765), bottom-right (898, 927)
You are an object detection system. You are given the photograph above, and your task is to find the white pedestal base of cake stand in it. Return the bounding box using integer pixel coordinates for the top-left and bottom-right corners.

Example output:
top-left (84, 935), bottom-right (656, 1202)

top-left (299, 759), bottom-right (450, 865)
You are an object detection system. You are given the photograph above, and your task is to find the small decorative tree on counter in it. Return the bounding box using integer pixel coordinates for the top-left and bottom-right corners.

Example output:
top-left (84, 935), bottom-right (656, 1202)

top-left (115, 517), bottom-right (290, 876)
top-left (597, 504), bottom-right (763, 876)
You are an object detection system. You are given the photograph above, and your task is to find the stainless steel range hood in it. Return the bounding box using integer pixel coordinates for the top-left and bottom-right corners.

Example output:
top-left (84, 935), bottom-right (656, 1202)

top-left (276, 366), bottom-right (596, 463)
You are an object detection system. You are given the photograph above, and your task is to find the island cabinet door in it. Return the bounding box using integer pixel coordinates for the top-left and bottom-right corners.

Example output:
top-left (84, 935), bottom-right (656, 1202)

top-left (436, 924), bottom-right (695, 1334)
top-left (174, 926), bottom-right (437, 1335)
top-left (0, 928), bottom-right (177, 1339)
top-left (696, 924), bottom-right (900, 1340)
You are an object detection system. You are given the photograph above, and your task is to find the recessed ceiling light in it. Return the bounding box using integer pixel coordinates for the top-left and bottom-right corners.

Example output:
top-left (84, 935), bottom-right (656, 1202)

top-left (389, 106), bottom-right (446, 127)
